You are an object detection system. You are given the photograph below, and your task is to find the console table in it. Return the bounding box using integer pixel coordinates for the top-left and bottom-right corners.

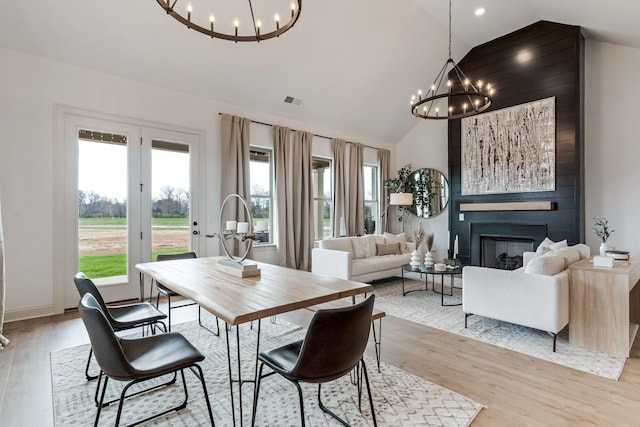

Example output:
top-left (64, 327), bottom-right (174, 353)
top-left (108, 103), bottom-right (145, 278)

top-left (569, 257), bottom-right (640, 357)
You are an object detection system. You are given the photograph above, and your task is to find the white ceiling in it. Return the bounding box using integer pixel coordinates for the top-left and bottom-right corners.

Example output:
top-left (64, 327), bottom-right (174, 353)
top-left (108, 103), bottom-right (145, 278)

top-left (2, 0), bottom-right (639, 143)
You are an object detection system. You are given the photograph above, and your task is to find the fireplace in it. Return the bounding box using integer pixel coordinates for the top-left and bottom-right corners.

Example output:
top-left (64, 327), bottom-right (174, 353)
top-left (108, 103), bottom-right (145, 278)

top-left (470, 223), bottom-right (547, 267)
top-left (481, 236), bottom-right (533, 270)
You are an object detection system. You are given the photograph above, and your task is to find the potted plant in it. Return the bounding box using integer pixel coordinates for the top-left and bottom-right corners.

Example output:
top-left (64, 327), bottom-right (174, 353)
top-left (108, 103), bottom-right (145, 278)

top-left (593, 217), bottom-right (615, 256)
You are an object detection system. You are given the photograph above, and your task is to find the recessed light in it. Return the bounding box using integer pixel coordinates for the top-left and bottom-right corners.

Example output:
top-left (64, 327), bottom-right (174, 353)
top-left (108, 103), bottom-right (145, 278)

top-left (475, 7), bottom-right (485, 16)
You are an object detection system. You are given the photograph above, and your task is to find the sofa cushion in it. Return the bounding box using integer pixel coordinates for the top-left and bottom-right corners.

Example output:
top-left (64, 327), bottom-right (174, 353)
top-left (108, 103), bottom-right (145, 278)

top-left (350, 235), bottom-right (377, 259)
top-left (376, 242), bottom-right (402, 256)
top-left (319, 237), bottom-right (353, 256)
top-left (524, 255), bottom-right (565, 276)
top-left (352, 254), bottom-right (406, 277)
top-left (551, 246), bottom-right (581, 267)
top-left (383, 232), bottom-right (409, 253)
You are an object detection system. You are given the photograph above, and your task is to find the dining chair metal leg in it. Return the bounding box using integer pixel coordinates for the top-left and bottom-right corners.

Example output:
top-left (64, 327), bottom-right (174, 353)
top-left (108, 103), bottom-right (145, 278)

top-left (361, 359), bottom-right (378, 427)
top-left (294, 381), bottom-right (306, 427)
top-left (317, 383), bottom-right (348, 426)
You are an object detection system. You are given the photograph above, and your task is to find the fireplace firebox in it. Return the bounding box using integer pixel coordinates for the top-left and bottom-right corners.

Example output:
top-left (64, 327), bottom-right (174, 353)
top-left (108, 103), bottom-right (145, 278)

top-left (469, 223), bottom-right (547, 267)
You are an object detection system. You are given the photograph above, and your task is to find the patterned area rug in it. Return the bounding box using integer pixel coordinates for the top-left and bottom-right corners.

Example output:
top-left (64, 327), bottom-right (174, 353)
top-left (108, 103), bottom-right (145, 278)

top-left (51, 318), bottom-right (483, 426)
top-left (374, 275), bottom-right (632, 380)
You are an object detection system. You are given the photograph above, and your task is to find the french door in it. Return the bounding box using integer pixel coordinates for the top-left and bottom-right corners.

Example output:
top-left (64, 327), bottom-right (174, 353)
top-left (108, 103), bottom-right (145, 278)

top-left (61, 112), bottom-right (202, 309)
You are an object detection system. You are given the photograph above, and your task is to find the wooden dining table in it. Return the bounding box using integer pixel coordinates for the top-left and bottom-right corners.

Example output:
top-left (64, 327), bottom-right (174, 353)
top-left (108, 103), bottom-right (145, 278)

top-left (136, 256), bottom-right (373, 426)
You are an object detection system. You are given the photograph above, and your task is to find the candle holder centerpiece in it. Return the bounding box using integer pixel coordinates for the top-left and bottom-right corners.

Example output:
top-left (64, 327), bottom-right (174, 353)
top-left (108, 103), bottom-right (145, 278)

top-left (216, 193), bottom-right (261, 277)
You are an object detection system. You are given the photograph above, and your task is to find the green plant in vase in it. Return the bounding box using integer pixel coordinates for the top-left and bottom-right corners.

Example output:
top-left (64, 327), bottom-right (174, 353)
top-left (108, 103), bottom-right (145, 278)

top-left (593, 217), bottom-right (615, 256)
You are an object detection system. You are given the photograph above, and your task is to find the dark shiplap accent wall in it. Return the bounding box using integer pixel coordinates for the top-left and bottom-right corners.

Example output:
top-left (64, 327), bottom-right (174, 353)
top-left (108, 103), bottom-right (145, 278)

top-left (447, 21), bottom-right (585, 266)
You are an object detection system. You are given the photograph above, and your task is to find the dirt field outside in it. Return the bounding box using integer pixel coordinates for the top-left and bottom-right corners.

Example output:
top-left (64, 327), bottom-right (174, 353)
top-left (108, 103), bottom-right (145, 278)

top-left (79, 227), bottom-right (189, 256)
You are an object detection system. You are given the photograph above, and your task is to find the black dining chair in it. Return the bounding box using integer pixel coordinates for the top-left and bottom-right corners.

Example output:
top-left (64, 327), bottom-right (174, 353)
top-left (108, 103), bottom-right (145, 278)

top-left (74, 272), bottom-right (167, 381)
top-left (251, 295), bottom-right (377, 427)
top-left (155, 252), bottom-right (220, 335)
top-left (78, 293), bottom-right (216, 426)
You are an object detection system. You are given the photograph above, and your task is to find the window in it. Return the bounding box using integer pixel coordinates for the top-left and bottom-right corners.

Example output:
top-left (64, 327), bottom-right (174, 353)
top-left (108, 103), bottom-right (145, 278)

top-left (363, 165), bottom-right (378, 234)
top-left (312, 157), bottom-right (333, 240)
top-left (249, 148), bottom-right (273, 244)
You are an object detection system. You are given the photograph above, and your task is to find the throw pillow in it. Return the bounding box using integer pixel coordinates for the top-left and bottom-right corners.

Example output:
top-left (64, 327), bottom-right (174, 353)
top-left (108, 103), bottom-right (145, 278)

top-left (383, 232), bottom-right (408, 253)
top-left (535, 237), bottom-right (555, 254)
top-left (376, 242), bottom-right (402, 256)
top-left (552, 246), bottom-right (580, 266)
top-left (549, 239), bottom-right (568, 250)
top-left (351, 236), bottom-right (371, 259)
top-left (524, 255), bottom-right (565, 276)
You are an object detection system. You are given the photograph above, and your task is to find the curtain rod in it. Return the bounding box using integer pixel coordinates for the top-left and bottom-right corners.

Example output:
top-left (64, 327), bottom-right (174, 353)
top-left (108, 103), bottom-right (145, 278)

top-left (218, 112), bottom-right (379, 151)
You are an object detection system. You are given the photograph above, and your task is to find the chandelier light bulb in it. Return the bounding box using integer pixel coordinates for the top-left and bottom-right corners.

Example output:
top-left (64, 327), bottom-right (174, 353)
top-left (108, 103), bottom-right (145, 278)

top-left (478, 80), bottom-right (483, 89)
top-left (157, 0), bottom-right (301, 42)
top-left (431, 84), bottom-right (435, 92)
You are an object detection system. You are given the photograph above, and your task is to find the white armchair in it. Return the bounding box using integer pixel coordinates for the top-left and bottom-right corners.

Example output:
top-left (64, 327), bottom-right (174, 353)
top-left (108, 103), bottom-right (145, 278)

top-left (462, 243), bottom-right (590, 351)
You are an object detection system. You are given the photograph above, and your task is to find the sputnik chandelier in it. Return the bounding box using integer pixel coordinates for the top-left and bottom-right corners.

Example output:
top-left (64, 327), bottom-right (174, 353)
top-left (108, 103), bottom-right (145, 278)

top-left (156, 0), bottom-right (302, 43)
top-left (410, 0), bottom-right (494, 120)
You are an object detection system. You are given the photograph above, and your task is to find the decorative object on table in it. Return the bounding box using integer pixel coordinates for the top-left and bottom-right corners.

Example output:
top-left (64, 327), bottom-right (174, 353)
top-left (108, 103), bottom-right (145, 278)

top-left (409, 0), bottom-right (493, 120)
top-left (605, 250), bottom-right (629, 261)
top-left (410, 249), bottom-right (422, 269)
top-left (461, 97), bottom-right (555, 195)
top-left (592, 255), bottom-right (615, 268)
top-left (155, 0), bottom-right (302, 43)
top-left (453, 235), bottom-right (459, 259)
top-left (412, 222), bottom-right (425, 249)
top-left (593, 217), bottom-right (615, 256)
top-left (216, 194), bottom-right (261, 277)
top-left (443, 258), bottom-right (459, 269)
top-left (424, 231), bottom-right (435, 268)
top-left (434, 263), bottom-right (446, 272)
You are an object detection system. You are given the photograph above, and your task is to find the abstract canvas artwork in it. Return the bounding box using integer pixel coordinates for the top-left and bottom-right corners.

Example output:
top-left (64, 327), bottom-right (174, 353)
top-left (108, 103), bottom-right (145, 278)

top-left (461, 97), bottom-right (555, 195)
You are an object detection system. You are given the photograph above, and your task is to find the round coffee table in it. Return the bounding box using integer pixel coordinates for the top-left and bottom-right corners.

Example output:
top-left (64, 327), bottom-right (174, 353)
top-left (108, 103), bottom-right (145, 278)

top-left (400, 263), bottom-right (463, 306)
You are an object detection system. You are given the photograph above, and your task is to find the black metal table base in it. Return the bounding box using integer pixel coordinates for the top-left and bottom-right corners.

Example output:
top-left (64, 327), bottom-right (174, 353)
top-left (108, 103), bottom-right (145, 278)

top-left (400, 264), bottom-right (462, 306)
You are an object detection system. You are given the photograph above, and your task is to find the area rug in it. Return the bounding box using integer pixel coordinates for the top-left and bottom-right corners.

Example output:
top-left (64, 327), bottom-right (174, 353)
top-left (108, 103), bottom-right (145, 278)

top-left (373, 275), bottom-right (631, 380)
top-left (51, 318), bottom-right (483, 426)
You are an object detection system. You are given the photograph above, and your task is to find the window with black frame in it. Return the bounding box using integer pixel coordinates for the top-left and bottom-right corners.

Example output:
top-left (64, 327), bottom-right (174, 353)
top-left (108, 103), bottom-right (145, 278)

top-left (249, 148), bottom-right (273, 244)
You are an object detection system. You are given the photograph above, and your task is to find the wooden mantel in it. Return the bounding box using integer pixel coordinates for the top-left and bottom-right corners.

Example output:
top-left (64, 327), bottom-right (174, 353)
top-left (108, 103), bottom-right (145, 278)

top-left (459, 201), bottom-right (555, 212)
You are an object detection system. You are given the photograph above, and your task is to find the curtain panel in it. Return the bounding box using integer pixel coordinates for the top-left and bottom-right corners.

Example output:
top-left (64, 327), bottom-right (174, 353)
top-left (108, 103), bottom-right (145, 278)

top-left (274, 127), bottom-right (314, 271)
top-left (332, 139), bottom-right (347, 237)
top-left (347, 143), bottom-right (365, 236)
top-left (378, 149), bottom-right (391, 232)
top-left (220, 114), bottom-right (252, 257)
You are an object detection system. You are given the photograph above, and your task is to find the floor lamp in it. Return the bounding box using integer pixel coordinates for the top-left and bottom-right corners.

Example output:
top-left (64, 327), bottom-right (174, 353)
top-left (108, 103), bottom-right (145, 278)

top-left (384, 192), bottom-right (413, 233)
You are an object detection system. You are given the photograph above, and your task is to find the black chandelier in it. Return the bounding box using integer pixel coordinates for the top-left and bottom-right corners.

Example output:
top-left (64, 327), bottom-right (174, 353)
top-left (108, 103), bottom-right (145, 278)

top-left (410, 0), bottom-right (494, 120)
top-left (156, 0), bottom-right (302, 43)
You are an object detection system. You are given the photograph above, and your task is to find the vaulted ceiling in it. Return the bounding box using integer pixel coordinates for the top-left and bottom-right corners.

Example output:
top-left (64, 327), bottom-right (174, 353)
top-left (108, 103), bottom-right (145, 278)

top-left (1, 0), bottom-right (639, 143)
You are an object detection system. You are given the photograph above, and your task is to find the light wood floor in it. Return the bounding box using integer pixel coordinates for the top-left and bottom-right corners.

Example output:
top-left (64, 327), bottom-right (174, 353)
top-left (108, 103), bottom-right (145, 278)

top-left (1, 301), bottom-right (640, 426)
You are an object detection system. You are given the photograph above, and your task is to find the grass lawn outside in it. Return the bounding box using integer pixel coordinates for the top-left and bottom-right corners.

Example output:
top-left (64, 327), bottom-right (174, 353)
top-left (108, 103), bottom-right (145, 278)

top-left (79, 248), bottom-right (189, 278)
top-left (79, 217), bottom-right (189, 227)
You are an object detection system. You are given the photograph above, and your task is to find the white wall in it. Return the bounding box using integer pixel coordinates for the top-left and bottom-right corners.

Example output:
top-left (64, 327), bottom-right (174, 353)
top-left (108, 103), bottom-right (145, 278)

top-left (0, 47), bottom-right (394, 320)
top-left (394, 120), bottom-right (449, 260)
top-left (585, 40), bottom-right (640, 256)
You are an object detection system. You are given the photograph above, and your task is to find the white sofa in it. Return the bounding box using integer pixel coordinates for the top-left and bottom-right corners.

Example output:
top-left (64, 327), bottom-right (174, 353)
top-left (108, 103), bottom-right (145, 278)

top-left (312, 233), bottom-right (414, 282)
top-left (462, 242), bottom-right (590, 351)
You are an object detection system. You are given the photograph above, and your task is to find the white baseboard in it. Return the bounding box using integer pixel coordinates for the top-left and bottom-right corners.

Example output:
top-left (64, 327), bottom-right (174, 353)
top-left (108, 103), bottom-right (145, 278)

top-left (4, 304), bottom-right (58, 323)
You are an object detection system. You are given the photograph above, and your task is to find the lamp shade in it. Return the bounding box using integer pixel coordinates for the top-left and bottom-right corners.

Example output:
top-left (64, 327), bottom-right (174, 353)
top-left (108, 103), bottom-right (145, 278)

top-left (389, 192), bottom-right (413, 206)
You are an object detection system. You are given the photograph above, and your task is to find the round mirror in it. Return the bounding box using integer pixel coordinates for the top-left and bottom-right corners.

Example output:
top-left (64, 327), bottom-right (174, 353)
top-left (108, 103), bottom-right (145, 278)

top-left (407, 168), bottom-right (450, 218)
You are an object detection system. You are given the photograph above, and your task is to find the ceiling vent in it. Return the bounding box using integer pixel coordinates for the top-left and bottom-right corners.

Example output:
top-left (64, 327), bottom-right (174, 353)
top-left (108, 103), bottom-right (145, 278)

top-left (284, 96), bottom-right (302, 106)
